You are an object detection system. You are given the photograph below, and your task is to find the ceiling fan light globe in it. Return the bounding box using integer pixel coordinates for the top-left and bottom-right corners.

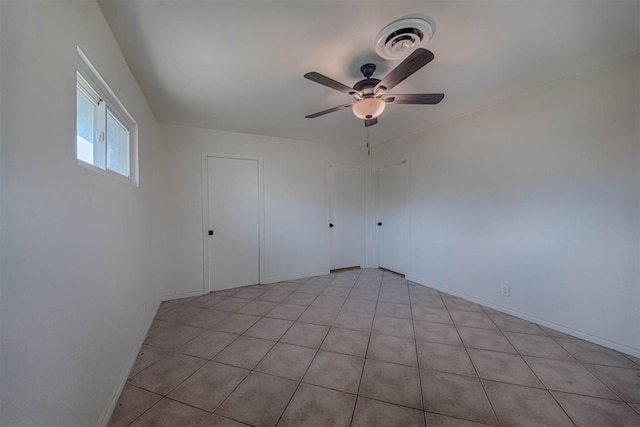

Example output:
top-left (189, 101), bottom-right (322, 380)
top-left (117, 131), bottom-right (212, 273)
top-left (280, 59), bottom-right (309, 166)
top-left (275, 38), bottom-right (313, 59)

top-left (353, 98), bottom-right (386, 120)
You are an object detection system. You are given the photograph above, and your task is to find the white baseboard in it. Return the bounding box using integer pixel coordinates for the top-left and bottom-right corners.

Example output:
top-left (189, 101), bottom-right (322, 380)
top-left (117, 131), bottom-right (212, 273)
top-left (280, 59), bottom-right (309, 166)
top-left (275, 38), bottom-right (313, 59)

top-left (159, 272), bottom-right (334, 298)
top-left (406, 275), bottom-right (640, 359)
top-left (262, 270), bottom-right (330, 284)
top-left (161, 288), bottom-right (205, 301)
top-left (96, 295), bottom-right (161, 427)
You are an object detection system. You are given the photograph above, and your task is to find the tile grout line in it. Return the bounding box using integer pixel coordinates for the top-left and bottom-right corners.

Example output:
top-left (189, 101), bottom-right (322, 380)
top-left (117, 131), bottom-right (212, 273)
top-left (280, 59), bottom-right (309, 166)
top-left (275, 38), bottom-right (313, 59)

top-left (410, 272), bottom-right (428, 419)
top-left (548, 333), bottom-right (640, 405)
top-left (441, 290), bottom-right (501, 426)
top-left (544, 390), bottom-right (579, 427)
top-left (627, 402), bottom-right (640, 416)
top-left (348, 268), bottom-right (381, 427)
top-left (516, 340), bottom-right (624, 401)
top-left (123, 394), bottom-right (164, 427)
top-left (273, 270), bottom-right (358, 427)
top-left (140, 279), bottom-right (301, 426)
top-left (467, 306), bottom-right (630, 420)
top-left (215, 275), bottom-right (315, 427)
top-left (510, 332), bottom-right (579, 426)
top-left (152, 329), bottom-right (251, 421)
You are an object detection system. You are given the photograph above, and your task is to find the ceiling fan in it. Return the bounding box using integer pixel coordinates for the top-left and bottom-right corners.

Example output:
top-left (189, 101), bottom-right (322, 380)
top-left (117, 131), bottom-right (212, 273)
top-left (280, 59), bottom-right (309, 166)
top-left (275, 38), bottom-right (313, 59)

top-left (304, 48), bottom-right (444, 127)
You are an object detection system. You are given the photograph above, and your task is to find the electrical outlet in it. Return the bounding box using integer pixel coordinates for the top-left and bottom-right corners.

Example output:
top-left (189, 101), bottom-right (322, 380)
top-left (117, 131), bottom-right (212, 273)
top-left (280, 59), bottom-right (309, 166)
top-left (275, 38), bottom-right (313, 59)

top-left (501, 285), bottom-right (510, 297)
top-left (191, 198), bottom-right (201, 207)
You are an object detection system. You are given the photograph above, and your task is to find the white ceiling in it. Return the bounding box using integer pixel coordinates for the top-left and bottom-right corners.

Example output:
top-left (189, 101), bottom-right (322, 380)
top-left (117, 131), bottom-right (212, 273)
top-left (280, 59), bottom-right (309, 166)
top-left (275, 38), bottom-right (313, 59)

top-left (98, 0), bottom-right (639, 147)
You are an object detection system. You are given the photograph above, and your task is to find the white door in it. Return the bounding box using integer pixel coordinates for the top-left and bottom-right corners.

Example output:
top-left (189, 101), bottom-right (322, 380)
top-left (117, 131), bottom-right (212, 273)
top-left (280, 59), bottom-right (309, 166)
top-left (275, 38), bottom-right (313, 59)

top-left (377, 162), bottom-right (407, 274)
top-left (329, 165), bottom-right (363, 270)
top-left (207, 157), bottom-right (259, 291)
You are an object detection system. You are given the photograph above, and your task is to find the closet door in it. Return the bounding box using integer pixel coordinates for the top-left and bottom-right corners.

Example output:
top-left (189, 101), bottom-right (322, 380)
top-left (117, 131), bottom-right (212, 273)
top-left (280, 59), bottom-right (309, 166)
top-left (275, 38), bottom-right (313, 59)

top-left (329, 165), bottom-right (363, 270)
top-left (207, 156), bottom-right (259, 290)
top-left (377, 162), bottom-right (407, 274)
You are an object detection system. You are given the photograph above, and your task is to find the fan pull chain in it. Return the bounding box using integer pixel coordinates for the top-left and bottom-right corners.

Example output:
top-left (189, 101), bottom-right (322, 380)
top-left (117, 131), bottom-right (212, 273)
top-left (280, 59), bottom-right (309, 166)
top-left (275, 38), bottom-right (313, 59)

top-left (366, 127), bottom-right (370, 156)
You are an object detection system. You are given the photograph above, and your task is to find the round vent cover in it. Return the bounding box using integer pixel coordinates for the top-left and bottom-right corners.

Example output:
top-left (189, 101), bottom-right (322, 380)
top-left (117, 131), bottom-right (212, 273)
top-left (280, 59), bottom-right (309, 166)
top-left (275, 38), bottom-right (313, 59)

top-left (375, 16), bottom-right (435, 60)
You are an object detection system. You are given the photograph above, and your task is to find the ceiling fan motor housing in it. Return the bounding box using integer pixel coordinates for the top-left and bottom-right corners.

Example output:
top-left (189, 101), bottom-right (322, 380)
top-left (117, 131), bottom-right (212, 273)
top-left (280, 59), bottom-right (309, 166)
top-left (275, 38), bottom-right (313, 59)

top-left (352, 63), bottom-right (381, 95)
top-left (375, 16), bottom-right (435, 60)
top-left (353, 78), bottom-right (381, 94)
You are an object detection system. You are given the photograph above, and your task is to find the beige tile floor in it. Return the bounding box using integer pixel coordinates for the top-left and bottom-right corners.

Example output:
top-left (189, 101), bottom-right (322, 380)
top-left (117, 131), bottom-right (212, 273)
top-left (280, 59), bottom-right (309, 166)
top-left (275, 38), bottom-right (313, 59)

top-left (110, 269), bottom-right (640, 426)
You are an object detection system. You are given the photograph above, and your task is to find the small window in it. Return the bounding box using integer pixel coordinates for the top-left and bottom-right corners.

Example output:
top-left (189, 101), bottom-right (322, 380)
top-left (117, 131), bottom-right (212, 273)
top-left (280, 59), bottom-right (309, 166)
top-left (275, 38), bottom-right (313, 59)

top-left (76, 48), bottom-right (137, 184)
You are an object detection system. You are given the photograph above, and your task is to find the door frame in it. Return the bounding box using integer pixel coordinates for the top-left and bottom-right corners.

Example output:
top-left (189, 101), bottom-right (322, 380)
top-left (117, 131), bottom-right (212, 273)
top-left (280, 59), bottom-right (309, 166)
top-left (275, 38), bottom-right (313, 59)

top-left (374, 159), bottom-right (408, 273)
top-left (201, 153), bottom-right (265, 293)
top-left (326, 163), bottom-right (366, 271)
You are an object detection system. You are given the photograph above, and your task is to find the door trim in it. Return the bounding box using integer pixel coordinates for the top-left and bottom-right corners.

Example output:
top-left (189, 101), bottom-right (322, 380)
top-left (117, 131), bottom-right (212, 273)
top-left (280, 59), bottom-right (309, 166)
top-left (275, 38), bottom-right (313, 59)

top-left (374, 160), bottom-right (407, 272)
top-left (327, 164), bottom-right (365, 271)
top-left (201, 153), bottom-right (265, 293)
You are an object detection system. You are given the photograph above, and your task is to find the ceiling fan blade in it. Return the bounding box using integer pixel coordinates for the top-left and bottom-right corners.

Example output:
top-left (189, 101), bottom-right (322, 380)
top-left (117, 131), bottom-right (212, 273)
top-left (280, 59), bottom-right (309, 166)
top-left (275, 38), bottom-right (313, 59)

top-left (383, 93), bottom-right (445, 104)
top-left (375, 48), bottom-right (435, 94)
top-left (364, 118), bottom-right (378, 127)
top-left (304, 72), bottom-right (360, 97)
top-left (305, 103), bottom-right (354, 119)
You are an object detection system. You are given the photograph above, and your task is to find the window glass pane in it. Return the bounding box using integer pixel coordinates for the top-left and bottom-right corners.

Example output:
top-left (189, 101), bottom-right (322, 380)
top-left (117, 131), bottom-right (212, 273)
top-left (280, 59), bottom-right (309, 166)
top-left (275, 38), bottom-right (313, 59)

top-left (106, 110), bottom-right (130, 177)
top-left (76, 87), bottom-right (96, 165)
top-left (76, 53), bottom-right (137, 184)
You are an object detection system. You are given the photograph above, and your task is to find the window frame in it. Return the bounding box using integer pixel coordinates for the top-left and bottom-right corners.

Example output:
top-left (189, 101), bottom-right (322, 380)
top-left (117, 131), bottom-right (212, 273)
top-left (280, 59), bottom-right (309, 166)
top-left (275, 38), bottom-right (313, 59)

top-left (76, 47), bottom-right (139, 186)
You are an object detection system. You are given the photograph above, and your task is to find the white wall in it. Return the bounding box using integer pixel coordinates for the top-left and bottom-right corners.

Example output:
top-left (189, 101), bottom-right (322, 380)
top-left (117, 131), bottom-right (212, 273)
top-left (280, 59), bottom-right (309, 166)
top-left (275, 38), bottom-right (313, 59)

top-left (0, 1), bottom-right (166, 425)
top-left (159, 124), bottom-right (367, 298)
top-left (0, 3), bottom-right (636, 426)
top-left (372, 53), bottom-right (640, 356)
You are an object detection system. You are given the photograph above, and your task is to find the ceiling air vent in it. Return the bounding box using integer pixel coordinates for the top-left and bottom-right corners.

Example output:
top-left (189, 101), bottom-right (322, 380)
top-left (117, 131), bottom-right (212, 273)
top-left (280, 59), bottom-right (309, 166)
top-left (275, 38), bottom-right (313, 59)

top-left (375, 16), bottom-right (435, 60)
